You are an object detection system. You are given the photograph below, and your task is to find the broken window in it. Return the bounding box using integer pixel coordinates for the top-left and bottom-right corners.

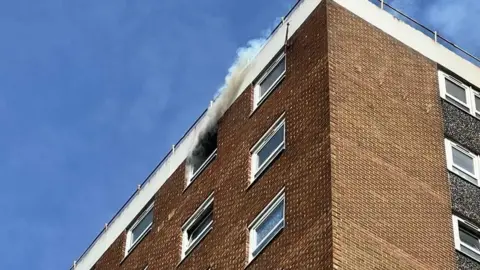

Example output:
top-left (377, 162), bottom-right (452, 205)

top-left (187, 126), bottom-right (218, 182)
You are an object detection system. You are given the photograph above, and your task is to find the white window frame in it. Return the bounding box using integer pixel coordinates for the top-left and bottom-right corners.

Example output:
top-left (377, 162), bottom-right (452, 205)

top-left (473, 91), bottom-right (480, 117)
top-left (445, 138), bottom-right (480, 186)
top-left (438, 71), bottom-right (480, 119)
top-left (181, 193), bottom-right (214, 259)
top-left (250, 115), bottom-right (286, 182)
top-left (187, 148), bottom-right (217, 186)
top-left (125, 203), bottom-right (154, 256)
top-left (253, 53), bottom-right (286, 109)
top-left (453, 215), bottom-right (480, 262)
top-left (248, 188), bottom-right (285, 262)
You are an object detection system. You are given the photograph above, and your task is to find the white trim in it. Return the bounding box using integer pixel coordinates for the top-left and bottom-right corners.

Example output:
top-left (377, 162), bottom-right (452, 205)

top-left (452, 215), bottom-right (480, 262)
top-left (181, 193), bottom-right (214, 259)
top-left (253, 53), bottom-right (286, 109)
top-left (473, 91), bottom-right (480, 117)
top-left (438, 71), bottom-right (480, 118)
top-left (125, 203), bottom-right (154, 256)
top-left (444, 138), bottom-right (480, 186)
top-left (250, 115), bottom-right (286, 182)
top-left (248, 188), bottom-right (285, 261)
top-left (187, 149), bottom-right (218, 186)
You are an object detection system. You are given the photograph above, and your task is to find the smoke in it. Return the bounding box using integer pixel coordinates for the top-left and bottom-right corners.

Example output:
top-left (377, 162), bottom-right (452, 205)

top-left (185, 37), bottom-right (267, 178)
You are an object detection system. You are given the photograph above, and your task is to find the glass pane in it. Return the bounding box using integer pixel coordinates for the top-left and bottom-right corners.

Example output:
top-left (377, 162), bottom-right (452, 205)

top-left (256, 201), bottom-right (284, 246)
top-left (452, 147), bottom-right (475, 174)
top-left (460, 227), bottom-right (480, 251)
top-left (475, 95), bottom-right (480, 112)
top-left (132, 209), bottom-right (153, 244)
top-left (257, 125), bottom-right (284, 168)
top-left (188, 208), bottom-right (213, 244)
top-left (460, 244), bottom-right (480, 261)
top-left (445, 79), bottom-right (467, 103)
top-left (260, 57), bottom-right (286, 97)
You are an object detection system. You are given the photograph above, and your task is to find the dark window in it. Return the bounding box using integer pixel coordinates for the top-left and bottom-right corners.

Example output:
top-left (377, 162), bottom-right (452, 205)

top-left (459, 224), bottom-right (480, 260)
top-left (189, 127), bottom-right (217, 176)
top-left (187, 204), bottom-right (213, 245)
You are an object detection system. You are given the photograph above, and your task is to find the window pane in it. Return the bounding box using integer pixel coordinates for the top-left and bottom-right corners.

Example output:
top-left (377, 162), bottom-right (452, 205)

top-left (132, 209), bottom-right (153, 244)
top-left (460, 244), bottom-right (480, 261)
top-left (188, 209), bottom-right (213, 243)
top-left (260, 57), bottom-right (286, 97)
top-left (445, 78), bottom-right (467, 103)
top-left (256, 201), bottom-right (284, 246)
top-left (475, 95), bottom-right (480, 112)
top-left (257, 125), bottom-right (284, 167)
top-left (460, 226), bottom-right (480, 251)
top-left (452, 147), bottom-right (475, 174)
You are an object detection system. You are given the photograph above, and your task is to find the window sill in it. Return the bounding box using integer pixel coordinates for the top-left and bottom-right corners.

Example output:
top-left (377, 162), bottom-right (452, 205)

top-left (456, 249), bottom-right (480, 264)
top-left (184, 150), bottom-right (217, 192)
top-left (177, 227), bottom-right (213, 268)
top-left (443, 98), bottom-right (480, 121)
top-left (448, 169), bottom-right (480, 189)
top-left (120, 226), bottom-right (153, 265)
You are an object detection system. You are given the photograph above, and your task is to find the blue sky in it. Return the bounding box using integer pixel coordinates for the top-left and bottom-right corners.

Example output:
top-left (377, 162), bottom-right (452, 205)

top-left (0, 0), bottom-right (478, 269)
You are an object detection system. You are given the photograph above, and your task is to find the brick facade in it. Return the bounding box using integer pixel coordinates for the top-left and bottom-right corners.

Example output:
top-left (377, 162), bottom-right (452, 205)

top-left (87, 1), bottom-right (466, 269)
top-left (327, 1), bottom-right (455, 269)
top-left (95, 2), bottom-right (332, 269)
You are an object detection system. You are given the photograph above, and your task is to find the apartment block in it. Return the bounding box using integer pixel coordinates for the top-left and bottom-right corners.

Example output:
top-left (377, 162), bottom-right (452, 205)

top-left (71, 0), bottom-right (480, 269)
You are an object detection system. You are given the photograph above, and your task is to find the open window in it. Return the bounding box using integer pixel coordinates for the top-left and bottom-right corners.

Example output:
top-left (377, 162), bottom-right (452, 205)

top-left (453, 215), bottom-right (480, 262)
top-left (182, 194), bottom-right (214, 259)
top-left (187, 127), bottom-right (218, 184)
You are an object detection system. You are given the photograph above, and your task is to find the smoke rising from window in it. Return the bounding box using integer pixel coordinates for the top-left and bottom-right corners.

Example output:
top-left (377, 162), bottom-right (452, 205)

top-left (185, 38), bottom-right (267, 179)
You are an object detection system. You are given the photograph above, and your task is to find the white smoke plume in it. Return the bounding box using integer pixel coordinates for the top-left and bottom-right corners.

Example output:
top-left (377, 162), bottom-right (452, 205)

top-left (185, 37), bottom-right (267, 178)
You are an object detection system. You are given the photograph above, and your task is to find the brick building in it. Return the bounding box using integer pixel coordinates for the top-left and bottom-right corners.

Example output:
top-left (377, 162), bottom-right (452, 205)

top-left (71, 0), bottom-right (480, 269)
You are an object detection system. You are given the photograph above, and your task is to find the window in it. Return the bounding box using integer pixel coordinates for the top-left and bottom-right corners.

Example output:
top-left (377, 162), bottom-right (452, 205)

top-left (438, 71), bottom-right (480, 119)
top-left (254, 54), bottom-right (286, 108)
top-left (474, 92), bottom-right (480, 118)
top-left (453, 215), bottom-right (480, 262)
top-left (249, 189), bottom-right (285, 261)
top-left (445, 139), bottom-right (480, 186)
top-left (251, 115), bottom-right (286, 181)
top-left (186, 128), bottom-right (218, 185)
top-left (125, 203), bottom-right (154, 254)
top-left (181, 194), bottom-right (214, 259)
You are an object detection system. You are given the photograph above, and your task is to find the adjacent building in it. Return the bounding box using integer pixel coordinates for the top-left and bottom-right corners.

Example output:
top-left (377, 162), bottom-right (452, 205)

top-left (71, 0), bottom-right (480, 269)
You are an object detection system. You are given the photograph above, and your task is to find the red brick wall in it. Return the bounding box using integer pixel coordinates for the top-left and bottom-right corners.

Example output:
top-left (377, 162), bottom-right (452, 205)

top-left (327, 1), bottom-right (455, 269)
top-left (94, 2), bottom-right (332, 269)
